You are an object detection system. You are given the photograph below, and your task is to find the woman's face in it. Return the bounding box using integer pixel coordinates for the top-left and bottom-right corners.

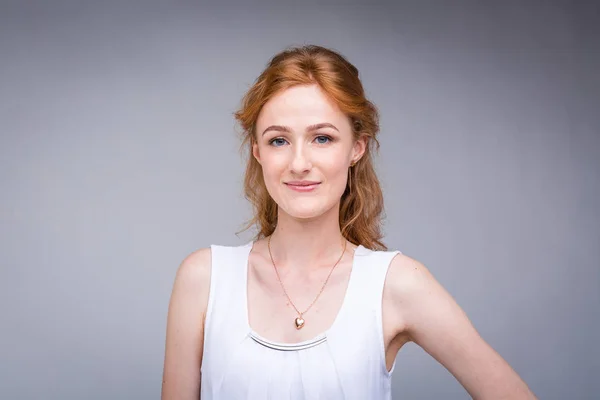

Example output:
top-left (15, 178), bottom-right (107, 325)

top-left (253, 84), bottom-right (366, 220)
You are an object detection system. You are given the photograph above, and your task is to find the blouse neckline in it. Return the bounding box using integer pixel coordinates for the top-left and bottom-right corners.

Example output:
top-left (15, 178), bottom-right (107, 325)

top-left (241, 240), bottom-right (366, 350)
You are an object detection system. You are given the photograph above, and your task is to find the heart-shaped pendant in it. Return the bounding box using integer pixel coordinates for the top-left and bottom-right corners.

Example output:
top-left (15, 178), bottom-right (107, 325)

top-left (294, 317), bottom-right (305, 329)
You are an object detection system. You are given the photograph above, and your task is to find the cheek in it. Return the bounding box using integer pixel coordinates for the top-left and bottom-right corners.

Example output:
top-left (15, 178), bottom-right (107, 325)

top-left (321, 154), bottom-right (349, 178)
top-left (259, 153), bottom-right (286, 181)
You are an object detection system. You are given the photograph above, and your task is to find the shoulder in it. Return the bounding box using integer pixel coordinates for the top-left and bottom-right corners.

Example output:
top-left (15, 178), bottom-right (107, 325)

top-left (385, 252), bottom-right (434, 297)
top-left (169, 247), bottom-right (213, 314)
top-left (162, 248), bottom-right (213, 397)
top-left (382, 251), bottom-right (449, 334)
top-left (175, 247), bottom-right (212, 288)
top-left (166, 248), bottom-right (213, 333)
top-left (174, 241), bottom-right (248, 287)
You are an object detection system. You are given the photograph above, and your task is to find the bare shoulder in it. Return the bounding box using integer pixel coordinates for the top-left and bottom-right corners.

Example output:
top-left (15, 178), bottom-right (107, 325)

top-left (174, 247), bottom-right (212, 293)
top-left (168, 246), bottom-right (213, 332)
top-left (386, 252), bottom-right (430, 285)
top-left (161, 247), bottom-right (212, 399)
top-left (383, 252), bottom-right (468, 339)
top-left (384, 253), bottom-right (435, 309)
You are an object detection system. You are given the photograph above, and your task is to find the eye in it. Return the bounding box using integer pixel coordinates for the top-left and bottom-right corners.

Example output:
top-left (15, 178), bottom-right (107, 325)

top-left (269, 137), bottom-right (288, 147)
top-left (315, 135), bottom-right (332, 144)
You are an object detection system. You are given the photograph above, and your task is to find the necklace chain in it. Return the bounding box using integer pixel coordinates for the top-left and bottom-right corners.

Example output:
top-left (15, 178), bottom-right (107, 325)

top-left (267, 235), bottom-right (347, 324)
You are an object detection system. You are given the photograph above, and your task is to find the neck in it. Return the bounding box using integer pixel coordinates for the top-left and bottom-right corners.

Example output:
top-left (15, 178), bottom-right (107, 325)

top-left (268, 202), bottom-right (348, 271)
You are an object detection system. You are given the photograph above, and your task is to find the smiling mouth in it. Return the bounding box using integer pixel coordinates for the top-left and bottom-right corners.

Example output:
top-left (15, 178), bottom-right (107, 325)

top-left (285, 182), bottom-right (321, 191)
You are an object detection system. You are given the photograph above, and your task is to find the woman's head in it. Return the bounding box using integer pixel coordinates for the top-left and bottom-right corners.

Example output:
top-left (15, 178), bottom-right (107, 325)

top-left (235, 45), bottom-right (386, 250)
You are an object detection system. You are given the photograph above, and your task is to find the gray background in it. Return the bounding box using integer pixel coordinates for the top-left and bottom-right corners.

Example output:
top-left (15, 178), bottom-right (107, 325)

top-left (1, 0), bottom-right (598, 399)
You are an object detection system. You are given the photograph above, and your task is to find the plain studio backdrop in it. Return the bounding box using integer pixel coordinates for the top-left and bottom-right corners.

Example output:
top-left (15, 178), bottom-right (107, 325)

top-left (1, 0), bottom-right (598, 399)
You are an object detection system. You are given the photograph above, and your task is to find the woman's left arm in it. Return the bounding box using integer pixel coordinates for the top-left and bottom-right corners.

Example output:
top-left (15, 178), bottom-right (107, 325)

top-left (385, 254), bottom-right (537, 399)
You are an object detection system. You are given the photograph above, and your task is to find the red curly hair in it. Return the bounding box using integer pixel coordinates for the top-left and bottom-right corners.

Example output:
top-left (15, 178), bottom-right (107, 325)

top-left (234, 45), bottom-right (387, 250)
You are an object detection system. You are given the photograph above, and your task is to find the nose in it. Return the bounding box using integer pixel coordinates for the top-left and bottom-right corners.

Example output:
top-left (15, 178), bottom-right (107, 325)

top-left (289, 144), bottom-right (312, 174)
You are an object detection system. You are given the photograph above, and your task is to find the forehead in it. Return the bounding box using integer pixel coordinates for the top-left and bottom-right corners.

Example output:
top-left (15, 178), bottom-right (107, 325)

top-left (257, 84), bottom-right (350, 129)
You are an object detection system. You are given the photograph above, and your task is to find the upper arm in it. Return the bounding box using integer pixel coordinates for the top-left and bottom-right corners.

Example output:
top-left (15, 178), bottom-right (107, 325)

top-left (161, 247), bottom-right (212, 400)
top-left (386, 255), bottom-right (537, 400)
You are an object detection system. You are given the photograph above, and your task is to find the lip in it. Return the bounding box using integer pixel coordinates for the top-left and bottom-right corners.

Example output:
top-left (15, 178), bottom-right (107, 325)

top-left (286, 180), bottom-right (320, 186)
top-left (285, 181), bottom-right (321, 192)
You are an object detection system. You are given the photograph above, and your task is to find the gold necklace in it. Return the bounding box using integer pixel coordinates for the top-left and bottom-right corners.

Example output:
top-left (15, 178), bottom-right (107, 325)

top-left (267, 235), bottom-right (348, 330)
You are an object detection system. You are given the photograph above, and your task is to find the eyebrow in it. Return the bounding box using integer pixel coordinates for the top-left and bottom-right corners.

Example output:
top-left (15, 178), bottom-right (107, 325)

top-left (261, 122), bottom-right (339, 136)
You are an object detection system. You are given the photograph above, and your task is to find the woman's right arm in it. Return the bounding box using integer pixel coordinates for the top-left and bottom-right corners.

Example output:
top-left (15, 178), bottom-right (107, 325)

top-left (161, 248), bottom-right (212, 400)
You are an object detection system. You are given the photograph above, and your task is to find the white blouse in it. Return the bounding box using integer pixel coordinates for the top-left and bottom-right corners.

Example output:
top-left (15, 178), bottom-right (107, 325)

top-left (200, 241), bottom-right (401, 399)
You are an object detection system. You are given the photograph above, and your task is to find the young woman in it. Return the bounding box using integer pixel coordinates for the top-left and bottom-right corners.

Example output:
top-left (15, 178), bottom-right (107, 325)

top-left (161, 45), bottom-right (537, 399)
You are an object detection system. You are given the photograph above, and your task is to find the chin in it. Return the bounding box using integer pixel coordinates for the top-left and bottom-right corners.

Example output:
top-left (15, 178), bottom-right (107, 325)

top-left (279, 199), bottom-right (337, 220)
top-left (288, 209), bottom-right (324, 220)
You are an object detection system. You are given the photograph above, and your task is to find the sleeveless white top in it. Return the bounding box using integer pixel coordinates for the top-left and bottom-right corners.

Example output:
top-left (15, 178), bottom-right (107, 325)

top-left (201, 241), bottom-right (401, 399)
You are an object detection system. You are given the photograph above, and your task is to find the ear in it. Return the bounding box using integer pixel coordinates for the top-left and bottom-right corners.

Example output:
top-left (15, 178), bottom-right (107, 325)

top-left (351, 135), bottom-right (367, 164)
top-left (252, 141), bottom-right (262, 164)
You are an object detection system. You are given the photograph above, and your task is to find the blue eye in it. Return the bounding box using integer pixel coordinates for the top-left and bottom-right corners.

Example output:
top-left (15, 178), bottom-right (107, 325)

top-left (269, 138), bottom-right (288, 147)
top-left (315, 135), bottom-right (331, 144)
